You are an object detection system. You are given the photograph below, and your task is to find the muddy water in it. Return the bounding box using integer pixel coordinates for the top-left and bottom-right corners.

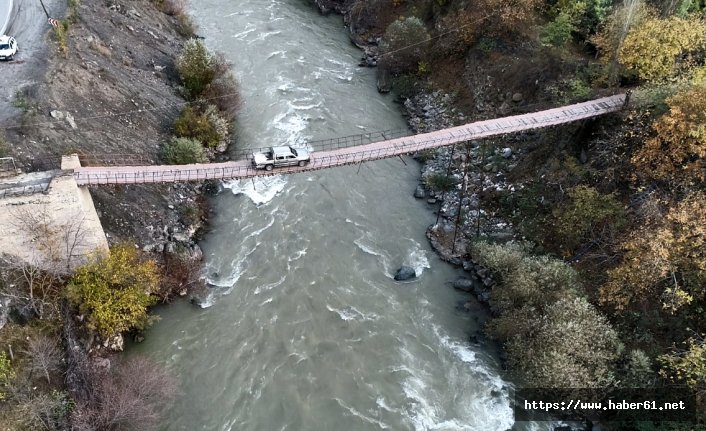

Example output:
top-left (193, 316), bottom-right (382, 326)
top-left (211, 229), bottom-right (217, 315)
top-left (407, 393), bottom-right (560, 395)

top-left (130, 1), bottom-right (528, 429)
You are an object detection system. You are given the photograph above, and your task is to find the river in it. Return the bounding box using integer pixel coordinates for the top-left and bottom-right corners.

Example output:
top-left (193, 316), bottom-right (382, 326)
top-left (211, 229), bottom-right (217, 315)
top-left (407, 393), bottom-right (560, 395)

top-left (129, 1), bottom-right (523, 429)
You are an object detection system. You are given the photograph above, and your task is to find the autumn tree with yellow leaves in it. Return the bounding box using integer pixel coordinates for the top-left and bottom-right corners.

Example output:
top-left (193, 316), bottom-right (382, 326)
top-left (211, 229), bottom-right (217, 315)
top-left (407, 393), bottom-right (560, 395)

top-left (600, 193), bottom-right (706, 313)
top-left (617, 14), bottom-right (706, 81)
top-left (632, 85), bottom-right (706, 187)
top-left (67, 245), bottom-right (160, 339)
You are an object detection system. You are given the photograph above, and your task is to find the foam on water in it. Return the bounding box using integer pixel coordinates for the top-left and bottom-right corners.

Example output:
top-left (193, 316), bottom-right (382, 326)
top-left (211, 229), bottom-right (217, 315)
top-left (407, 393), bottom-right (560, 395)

top-left (407, 240), bottom-right (431, 275)
top-left (326, 304), bottom-right (378, 322)
top-left (334, 398), bottom-right (390, 429)
top-left (223, 175), bottom-right (288, 206)
top-left (253, 274), bottom-right (286, 295)
top-left (354, 237), bottom-right (431, 279)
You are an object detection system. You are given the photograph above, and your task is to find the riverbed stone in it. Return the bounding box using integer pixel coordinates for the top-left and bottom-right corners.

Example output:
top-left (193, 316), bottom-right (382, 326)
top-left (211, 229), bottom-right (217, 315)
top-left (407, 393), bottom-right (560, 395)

top-left (452, 277), bottom-right (474, 292)
top-left (414, 185), bottom-right (426, 199)
top-left (394, 266), bottom-right (416, 281)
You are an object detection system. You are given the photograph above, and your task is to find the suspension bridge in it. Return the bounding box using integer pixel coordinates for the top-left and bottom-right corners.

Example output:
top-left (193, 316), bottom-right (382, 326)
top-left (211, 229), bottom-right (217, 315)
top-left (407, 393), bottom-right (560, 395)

top-left (71, 94), bottom-right (627, 186)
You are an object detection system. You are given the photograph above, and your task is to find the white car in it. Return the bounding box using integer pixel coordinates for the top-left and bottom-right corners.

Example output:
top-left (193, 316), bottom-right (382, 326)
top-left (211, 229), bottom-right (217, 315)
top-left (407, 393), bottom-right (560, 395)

top-left (0, 36), bottom-right (18, 61)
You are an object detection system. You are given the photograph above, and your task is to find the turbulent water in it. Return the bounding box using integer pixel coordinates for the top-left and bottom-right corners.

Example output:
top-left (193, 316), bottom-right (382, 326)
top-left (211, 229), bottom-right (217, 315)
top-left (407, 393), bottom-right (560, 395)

top-left (130, 1), bottom-right (538, 429)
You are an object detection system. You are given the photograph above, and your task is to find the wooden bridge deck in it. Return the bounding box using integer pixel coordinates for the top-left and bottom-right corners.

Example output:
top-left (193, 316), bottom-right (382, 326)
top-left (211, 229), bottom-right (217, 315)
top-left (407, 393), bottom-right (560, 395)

top-left (72, 94), bottom-right (626, 185)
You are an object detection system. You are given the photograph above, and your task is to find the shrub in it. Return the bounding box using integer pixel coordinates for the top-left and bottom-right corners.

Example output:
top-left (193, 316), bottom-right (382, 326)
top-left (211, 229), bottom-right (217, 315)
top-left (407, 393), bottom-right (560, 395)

top-left (202, 75), bottom-right (241, 122)
top-left (622, 349), bottom-right (654, 387)
top-left (204, 105), bottom-right (230, 150)
top-left (0, 351), bottom-right (14, 400)
top-left (161, 137), bottom-right (205, 165)
top-left (17, 390), bottom-right (73, 431)
top-left (552, 185), bottom-right (625, 254)
top-left (470, 241), bottom-right (579, 317)
top-left (380, 17), bottom-right (430, 75)
top-left (71, 356), bottom-right (177, 431)
top-left (66, 245), bottom-right (160, 339)
top-left (424, 172), bottom-right (454, 192)
top-left (157, 254), bottom-right (207, 302)
top-left (173, 106), bottom-right (220, 148)
top-left (53, 21), bottom-right (70, 57)
top-left (0, 132), bottom-right (8, 157)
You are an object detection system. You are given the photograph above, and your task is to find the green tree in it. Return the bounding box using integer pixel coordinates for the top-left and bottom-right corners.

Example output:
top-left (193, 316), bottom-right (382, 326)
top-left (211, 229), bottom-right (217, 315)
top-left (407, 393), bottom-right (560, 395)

top-left (541, 12), bottom-right (576, 47)
top-left (470, 241), bottom-right (620, 387)
top-left (176, 39), bottom-right (229, 98)
top-left (67, 245), bottom-right (160, 339)
top-left (380, 17), bottom-right (430, 75)
top-left (544, 0), bottom-right (612, 45)
top-left (506, 297), bottom-right (620, 388)
top-left (472, 241), bottom-right (579, 317)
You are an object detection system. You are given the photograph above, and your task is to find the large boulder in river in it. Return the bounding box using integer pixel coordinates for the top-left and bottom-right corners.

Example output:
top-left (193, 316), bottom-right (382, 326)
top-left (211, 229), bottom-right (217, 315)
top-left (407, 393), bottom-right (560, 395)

top-left (414, 185), bottom-right (426, 199)
top-left (394, 266), bottom-right (416, 281)
top-left (452, 277), bottom-right (474, 292)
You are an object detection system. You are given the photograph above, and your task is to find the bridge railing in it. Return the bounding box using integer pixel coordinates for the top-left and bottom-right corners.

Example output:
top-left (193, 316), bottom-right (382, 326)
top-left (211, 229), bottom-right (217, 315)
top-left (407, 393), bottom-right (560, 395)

top-left (0, 157), bottom-right (18, 177)
top-left (0, 183), bottom-right (50, 198)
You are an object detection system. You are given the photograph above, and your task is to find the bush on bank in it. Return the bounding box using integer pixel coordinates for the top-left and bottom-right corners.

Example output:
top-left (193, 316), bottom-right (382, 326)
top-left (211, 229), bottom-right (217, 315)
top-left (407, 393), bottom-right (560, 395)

top-left (161, 137), bottom-right (205, 164)
top-left (173, 39), bottom-right (241, 159)
top-left (470, 241), bottom-right (621, 388)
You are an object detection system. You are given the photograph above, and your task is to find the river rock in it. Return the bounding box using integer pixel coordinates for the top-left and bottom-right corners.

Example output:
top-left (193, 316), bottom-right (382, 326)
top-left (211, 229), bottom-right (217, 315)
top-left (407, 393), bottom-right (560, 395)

top-left (452, 277), bottom-right (474, 292)
top-left (376, 68), bottom-right (391, 93)
top-left (394, 266), bottom-right (416, 281)
top-left (187, 244), bottom-right (203, 261)
top-left (414, 185), bottom-right (426, 199)
top-left (512, 92), bottom-right (523, 102)
top-left (501, 147), bottom-right (512, 159)
top-left (50, 110), bottom-right (64, 119)
top-left (103, 334), bottom-right (124, 351)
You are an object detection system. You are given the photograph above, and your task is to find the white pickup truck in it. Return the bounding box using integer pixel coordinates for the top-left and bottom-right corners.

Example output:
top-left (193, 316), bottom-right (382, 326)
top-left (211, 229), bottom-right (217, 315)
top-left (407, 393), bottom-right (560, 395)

top-left (252, 146), bottom-right (311, 171)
